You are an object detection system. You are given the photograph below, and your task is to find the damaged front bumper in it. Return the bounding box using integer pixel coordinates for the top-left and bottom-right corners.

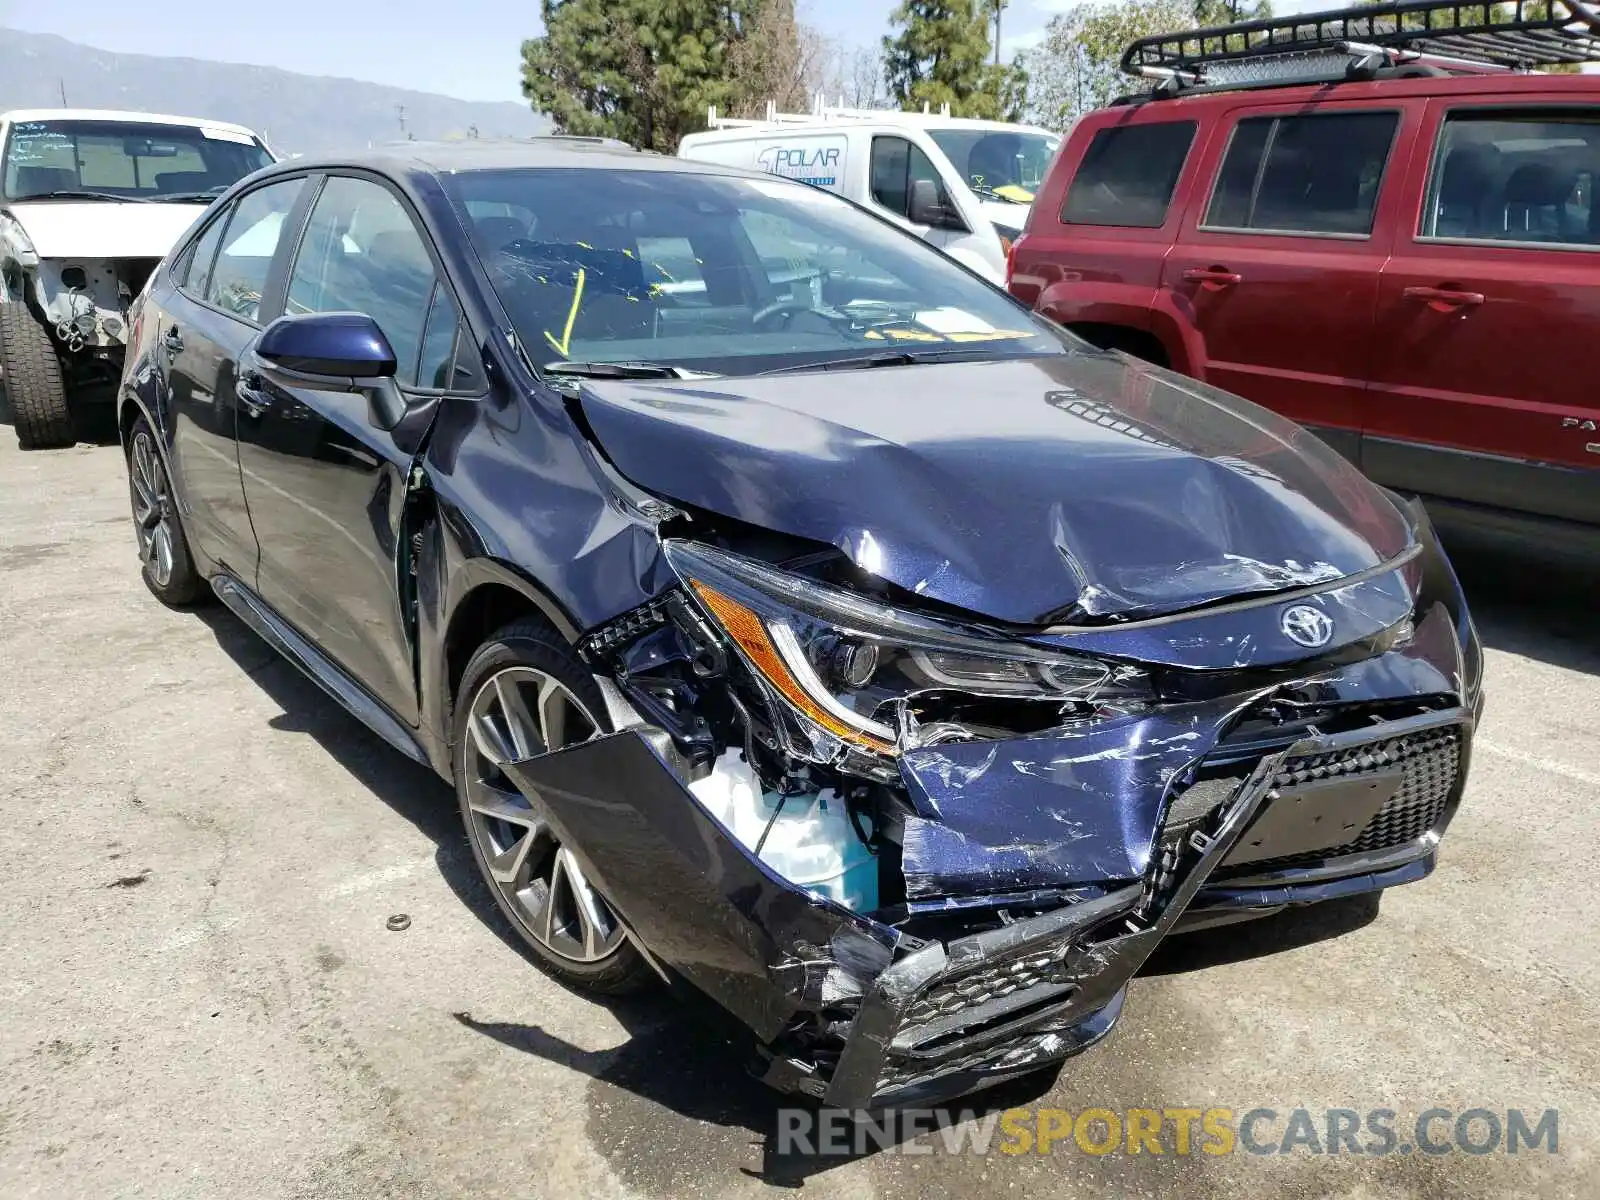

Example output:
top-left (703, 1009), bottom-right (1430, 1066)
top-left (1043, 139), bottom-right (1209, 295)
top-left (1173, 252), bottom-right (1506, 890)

top-left (505, 703), bottom-right (1470, 1110)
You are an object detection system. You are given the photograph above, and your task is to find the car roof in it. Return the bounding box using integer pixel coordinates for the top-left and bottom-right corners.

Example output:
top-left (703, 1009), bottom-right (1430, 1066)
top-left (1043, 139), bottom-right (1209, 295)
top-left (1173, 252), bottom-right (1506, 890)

top-left (262, 136), bottom-right (765, 179)
top-left (1097, 68), bottom-right (1600, 119)
top-left (682, 116), bottom-right (1059, 141)
top-left (0, 108), bottom-right (261, 137)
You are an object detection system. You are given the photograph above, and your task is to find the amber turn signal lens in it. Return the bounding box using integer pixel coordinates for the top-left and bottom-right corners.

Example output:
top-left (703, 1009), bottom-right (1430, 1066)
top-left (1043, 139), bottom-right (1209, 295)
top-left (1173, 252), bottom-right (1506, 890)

top-left (689, 581), bottom-right (896, 755)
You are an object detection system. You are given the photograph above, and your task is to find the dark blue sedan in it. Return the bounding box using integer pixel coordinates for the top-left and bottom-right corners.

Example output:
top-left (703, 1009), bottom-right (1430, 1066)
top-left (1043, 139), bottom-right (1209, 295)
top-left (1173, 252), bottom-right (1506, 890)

top-left (118, 138), bottom-right (1483, 1109)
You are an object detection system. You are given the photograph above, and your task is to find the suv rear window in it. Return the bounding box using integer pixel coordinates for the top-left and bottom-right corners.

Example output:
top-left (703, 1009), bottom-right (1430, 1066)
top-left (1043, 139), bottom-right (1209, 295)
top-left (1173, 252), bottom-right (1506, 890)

top-left (1061, 122), bottom-right (1197, 228)
top-left (1204, 111), bottom-right (1399, 236)
top-left (1423, 109), bottom-right (1600, 247)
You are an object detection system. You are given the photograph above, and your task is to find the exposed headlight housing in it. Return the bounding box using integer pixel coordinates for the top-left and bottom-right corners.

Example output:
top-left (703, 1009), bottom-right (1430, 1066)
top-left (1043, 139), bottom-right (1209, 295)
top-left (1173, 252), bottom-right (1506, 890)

top-left (663, 540), bottom-right (1151, 767)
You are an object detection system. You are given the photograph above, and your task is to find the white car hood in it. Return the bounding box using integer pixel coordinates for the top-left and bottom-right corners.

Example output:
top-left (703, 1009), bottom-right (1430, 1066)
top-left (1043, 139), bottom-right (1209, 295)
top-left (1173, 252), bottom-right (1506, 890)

top-left (978, 198), bottom-right (1031, 235)
top-left (3, 201), bottom-right (207, 259)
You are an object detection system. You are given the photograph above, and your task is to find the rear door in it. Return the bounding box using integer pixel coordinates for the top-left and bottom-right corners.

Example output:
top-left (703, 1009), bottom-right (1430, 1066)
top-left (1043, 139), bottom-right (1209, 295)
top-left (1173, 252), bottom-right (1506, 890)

top-left (161, 175), bottom-right (310, 573)
top-left (1009, 111), bottom-right (1201, 350)
top-left (235, 172), bottom-right (472, 725)
top-left (1163, 99), bottom-right (1423, 461)
top-left (1366, 97), bottom-right (1600, 525)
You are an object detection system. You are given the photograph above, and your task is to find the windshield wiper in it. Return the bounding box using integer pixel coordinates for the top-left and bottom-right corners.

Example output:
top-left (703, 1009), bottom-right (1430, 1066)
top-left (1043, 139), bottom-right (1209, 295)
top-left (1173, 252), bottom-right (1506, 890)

top-left (542, 360), bottom-right (691, 381)
top-left (761, 348), bottom-right (998, 375)
top-left (11, 189), bottom-right (154, 203)
top-left (150, 188), bottom-right (228, 203)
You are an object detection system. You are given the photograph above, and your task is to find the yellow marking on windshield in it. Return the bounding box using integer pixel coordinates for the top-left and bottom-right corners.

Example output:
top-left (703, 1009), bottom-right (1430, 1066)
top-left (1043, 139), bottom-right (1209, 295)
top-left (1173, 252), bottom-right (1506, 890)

top-left (883, 327), bottom-right (944, 342)
top-left (543, 267), bottom-right (587, 359)
top-left (943, 329), bottom-right (1036, 342)
top-left (993, 184), bottom-right (1034, 203)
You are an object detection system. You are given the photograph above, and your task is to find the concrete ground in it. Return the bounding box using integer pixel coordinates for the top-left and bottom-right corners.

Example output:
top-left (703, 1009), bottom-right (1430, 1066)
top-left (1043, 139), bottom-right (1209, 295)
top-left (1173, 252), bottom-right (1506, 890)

top-left (1, 410), bottom-right (1597, 1200)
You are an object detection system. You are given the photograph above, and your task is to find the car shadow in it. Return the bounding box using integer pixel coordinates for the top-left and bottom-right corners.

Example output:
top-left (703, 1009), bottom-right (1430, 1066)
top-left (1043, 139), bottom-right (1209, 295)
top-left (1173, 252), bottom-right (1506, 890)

top-left (0, 381), bottom-right (121, 445)
top-left (1437, 527), bottom-right (1600, 680)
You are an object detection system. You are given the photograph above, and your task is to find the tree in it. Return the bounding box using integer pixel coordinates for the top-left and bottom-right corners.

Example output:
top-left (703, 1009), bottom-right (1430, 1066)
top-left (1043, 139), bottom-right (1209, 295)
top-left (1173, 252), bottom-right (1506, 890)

top-left (1021, 0), bottom-right (1270, 130)
top-left (523, 0), bottom-right (829, 152)
top-left (883, 0), bottom-right (1018, 117)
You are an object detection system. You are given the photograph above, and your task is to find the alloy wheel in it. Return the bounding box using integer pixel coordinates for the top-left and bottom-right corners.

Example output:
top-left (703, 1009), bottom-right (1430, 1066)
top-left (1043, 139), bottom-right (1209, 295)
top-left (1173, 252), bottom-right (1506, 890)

top-left (129, 431), bottom-right (176, 589)
top-left (462, 666), bottom-right (626, 963)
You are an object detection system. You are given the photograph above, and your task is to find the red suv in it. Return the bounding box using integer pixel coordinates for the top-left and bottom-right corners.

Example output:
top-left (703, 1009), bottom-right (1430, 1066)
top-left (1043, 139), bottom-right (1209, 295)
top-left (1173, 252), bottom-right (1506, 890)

top-left (1010, 0), bottom-right (1600, 551)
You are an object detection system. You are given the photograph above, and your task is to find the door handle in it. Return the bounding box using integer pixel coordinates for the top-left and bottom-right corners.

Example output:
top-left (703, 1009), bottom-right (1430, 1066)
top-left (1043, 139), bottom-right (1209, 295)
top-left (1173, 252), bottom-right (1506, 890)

top-left (161, 326), bottom-right (183, 356)
top-left (236, 370), bottom-right (272, 418)
top-left (1403, 285), bottom-right (1485, 308)
top-left (1182, 267), bottom-right (1243, 286)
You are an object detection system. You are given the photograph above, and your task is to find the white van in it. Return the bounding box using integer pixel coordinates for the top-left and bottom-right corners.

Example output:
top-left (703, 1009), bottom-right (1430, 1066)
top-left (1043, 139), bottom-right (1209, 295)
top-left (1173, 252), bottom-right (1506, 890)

top-left (678, 104), bottom-right (1061, 285)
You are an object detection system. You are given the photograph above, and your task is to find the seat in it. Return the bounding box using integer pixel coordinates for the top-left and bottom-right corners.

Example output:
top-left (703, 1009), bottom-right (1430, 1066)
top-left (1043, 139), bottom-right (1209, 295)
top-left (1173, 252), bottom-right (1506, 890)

top-left (473, 215), bottom-right (525, 252)
top-left (1432, 144), bottom-right (1499, 238)
top-left (12, 166), bottom-right (77, 197)
top-left (154, 171), bottom-right (215, 195)
top-left (1501, 162), bottom-right (1577, 241)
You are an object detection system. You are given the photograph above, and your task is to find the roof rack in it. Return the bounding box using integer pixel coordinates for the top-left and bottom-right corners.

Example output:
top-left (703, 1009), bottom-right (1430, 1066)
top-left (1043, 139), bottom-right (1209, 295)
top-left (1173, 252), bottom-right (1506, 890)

top-left (1122, 0), bottom-right (1600, 86)
top-left (705, 94), bottom-right (948, 130)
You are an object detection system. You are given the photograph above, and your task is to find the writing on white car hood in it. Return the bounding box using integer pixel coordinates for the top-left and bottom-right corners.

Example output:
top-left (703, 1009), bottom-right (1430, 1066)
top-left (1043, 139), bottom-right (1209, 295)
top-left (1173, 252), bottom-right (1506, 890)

top-left (3, 201), bottom-right (207, 258)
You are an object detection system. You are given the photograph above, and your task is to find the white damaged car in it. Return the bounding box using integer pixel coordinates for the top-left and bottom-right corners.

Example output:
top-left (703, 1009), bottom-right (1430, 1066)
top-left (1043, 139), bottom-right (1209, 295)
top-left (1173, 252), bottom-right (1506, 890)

top-left (0, 109), bottom-right (274, 447)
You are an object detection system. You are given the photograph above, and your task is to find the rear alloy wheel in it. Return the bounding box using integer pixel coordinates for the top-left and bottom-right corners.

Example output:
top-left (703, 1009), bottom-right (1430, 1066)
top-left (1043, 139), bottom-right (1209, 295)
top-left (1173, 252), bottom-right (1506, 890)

top-left (127, 418), bottom-right (207, 606)
top-left (0, 304), bottom-right (72, 449)
top-left (455, 624), bottom-right (653, 993)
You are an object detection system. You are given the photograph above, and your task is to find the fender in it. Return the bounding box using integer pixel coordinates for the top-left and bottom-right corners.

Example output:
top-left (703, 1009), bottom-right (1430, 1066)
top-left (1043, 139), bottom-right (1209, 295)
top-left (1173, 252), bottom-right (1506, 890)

top-left (1035, 278), bottom-right (1201, 379)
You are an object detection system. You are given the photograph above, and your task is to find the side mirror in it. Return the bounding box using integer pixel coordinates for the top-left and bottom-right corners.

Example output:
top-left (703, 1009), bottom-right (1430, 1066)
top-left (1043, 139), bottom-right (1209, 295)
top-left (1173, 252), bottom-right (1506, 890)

top-left (909, 178), bottom-right (967, 232)
top-left (255, 311), bottom-right (407, 430)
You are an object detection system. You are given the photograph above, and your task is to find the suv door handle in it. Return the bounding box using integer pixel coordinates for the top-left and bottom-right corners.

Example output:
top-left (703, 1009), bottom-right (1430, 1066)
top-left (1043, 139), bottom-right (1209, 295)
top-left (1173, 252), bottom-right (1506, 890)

top-left (161, 326), bottom-right (183, 355)
top-left (1182, 267), bottom-right (1243, 286)
top-left (1403, 285), bottom-right (1485, 308)
top-left (236, 370), bottom-right (272, 418)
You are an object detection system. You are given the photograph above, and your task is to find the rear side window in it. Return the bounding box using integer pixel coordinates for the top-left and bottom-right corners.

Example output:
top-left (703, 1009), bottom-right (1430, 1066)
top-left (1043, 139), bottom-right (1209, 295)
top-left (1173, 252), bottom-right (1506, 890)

top-left (1422, 109), bottom-right (1600, 247)
top-left (1204, 111), bottom-right (1399, 236)
top-left (177, 214), bottom-right (227, 298)
top-left (1061, 122), bottom-right (1197, 228)
top-left (205, 178), bottom-right (305, 322)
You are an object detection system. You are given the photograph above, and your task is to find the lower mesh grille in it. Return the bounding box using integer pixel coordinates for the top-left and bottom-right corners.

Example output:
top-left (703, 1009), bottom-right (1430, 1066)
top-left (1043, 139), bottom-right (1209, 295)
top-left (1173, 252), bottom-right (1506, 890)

top-left (1223, 723), bottom-right (1463, 873)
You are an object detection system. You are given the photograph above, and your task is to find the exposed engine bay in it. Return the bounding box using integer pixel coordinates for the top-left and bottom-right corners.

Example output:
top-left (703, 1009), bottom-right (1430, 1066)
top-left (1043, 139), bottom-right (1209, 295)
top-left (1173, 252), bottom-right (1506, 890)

top-left (4, 254), bottom-right (157, 386)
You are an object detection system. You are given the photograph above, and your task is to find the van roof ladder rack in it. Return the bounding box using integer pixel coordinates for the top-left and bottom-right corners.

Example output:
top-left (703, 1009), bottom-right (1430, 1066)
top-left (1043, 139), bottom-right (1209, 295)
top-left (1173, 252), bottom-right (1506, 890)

top-left (1122, 0), bottom-right (1600, 89)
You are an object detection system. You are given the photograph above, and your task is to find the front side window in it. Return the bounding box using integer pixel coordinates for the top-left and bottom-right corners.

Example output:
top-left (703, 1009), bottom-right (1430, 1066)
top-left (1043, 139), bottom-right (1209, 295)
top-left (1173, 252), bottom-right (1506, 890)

top-left (1204, 111), bottom-right (1399, 236)
top-left (285, 176), bottom-right (439, 387)
top-left (449, 167), bottom-right (1061, 376)
top-left (205, 178), bottom-right (305, 323)
top-left (1, 119), bottom-right (272, 202)
top-left (1061, 121), bottom-right (1197, 228)
top-left (1422, 109), bottom-right (1600, 247)
top-left (870, 137), bottom-right (956, 221)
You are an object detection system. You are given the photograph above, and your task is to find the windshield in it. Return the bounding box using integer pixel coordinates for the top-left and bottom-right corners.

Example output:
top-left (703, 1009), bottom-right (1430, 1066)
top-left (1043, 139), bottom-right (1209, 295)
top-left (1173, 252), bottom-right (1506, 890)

top-left (1, 119), bottom-right (272, 202)
top-left (927, 130), bottom-right (1061, 204)
top-left (450, 167), bottom-right (1062, 377)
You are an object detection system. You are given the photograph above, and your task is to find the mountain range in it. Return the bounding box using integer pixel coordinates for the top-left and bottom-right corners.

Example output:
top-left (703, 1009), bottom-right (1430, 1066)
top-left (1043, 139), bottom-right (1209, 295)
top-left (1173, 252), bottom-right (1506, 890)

top-left (0, 27), bottom-right (551, 155)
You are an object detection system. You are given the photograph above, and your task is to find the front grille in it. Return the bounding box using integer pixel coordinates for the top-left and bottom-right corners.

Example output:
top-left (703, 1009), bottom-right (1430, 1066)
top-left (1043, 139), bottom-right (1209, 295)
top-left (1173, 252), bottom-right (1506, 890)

top-left (1223, 723), bottom-right (1463, 873)
top-left (899, 946), bottom-right (1071, 1034)
top-left (878, 1026), bottom-right (1077, 1093)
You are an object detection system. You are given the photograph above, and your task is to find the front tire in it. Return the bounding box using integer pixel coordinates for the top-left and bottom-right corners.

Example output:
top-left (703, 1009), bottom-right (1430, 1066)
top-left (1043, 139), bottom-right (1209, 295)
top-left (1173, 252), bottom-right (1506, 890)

top-left (127, 416), bottom-right (208, 606)
top-left (1, 304), bottom-right (72, 449)
top-left (454, 618), bottom-right (654, 994)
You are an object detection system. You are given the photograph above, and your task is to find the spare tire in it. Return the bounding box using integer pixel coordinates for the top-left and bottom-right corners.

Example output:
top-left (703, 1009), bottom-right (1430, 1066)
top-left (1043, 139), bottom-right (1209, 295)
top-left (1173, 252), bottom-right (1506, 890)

top-left (0, 304), bottom-right (71, 449)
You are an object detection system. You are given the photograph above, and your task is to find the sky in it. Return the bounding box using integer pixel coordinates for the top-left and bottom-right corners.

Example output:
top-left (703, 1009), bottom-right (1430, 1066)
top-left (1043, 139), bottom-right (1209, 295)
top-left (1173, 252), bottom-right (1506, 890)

top-left (0, 0), bottom-right (1333, 105)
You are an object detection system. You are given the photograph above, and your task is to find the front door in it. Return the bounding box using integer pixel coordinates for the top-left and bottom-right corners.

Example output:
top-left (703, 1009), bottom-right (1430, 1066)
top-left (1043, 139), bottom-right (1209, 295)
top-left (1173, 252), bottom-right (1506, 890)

top-left (1163, 103), bottom-right (1420, 460)
top-left (235, 174), bottom-right (463, 725)
top-left (1366, 98), bottom-right (1600, 526)
top-left (163, 177), bottom-right (308, 573)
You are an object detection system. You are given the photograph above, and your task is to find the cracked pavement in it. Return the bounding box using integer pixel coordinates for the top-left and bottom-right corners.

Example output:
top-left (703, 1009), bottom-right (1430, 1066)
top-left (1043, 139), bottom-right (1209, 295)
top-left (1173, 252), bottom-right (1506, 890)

top-left (1, 417), bottom-right (1598, 1199)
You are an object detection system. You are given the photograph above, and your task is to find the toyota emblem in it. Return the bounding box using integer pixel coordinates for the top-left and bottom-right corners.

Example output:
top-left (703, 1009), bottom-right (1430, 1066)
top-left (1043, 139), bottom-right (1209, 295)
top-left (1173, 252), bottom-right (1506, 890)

top-left (1280, 604), bottom-right (1335, 649)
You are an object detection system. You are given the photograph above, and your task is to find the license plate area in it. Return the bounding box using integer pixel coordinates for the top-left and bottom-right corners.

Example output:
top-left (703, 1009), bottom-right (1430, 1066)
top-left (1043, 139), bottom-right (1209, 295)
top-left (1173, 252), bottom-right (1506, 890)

top-left (1226, 765), bottom-right (1405, 866)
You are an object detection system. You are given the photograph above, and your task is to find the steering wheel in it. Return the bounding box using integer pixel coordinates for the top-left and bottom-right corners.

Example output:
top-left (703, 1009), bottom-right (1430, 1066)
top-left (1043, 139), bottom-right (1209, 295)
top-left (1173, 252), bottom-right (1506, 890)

top-left (750, 296), bottom-right (815, 329)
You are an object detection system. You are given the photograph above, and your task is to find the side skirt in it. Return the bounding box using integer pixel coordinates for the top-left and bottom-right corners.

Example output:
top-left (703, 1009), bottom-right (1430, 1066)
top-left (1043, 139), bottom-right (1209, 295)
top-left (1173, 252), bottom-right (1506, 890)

top-left (211, 572), bottom-right (431, 766)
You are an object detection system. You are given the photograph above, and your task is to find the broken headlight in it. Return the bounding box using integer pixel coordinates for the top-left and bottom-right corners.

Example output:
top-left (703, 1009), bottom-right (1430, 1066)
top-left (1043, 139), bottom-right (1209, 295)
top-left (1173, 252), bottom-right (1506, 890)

top-left (663, 540), bottom-right (1151, 761)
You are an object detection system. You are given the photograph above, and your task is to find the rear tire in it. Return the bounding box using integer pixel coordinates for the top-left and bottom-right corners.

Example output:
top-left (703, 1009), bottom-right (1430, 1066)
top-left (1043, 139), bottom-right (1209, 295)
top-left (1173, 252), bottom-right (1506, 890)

top-left (0, 304), bottom-right (72, 449)
top-left (127, 416), bottom-right (208, 607)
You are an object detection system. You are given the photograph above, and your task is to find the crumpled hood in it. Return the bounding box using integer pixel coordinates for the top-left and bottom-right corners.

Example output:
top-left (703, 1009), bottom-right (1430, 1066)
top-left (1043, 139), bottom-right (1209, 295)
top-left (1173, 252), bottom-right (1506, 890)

top-left (578, 351), bottom-right (1413, 624)
top-left (3, 201), bottom-right (206, 259)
